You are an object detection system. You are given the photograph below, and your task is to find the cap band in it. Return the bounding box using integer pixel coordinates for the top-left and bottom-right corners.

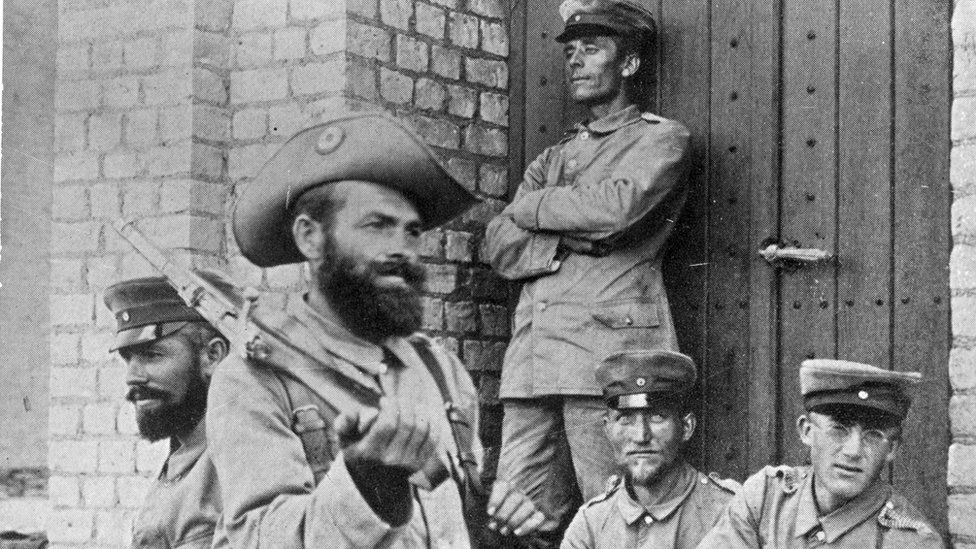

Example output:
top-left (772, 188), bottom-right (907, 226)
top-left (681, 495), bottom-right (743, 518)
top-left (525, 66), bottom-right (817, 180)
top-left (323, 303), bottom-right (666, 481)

top-left (804, 386), bottom-right (910, 421)
top-left (609, 392), bottom-right (688, 410)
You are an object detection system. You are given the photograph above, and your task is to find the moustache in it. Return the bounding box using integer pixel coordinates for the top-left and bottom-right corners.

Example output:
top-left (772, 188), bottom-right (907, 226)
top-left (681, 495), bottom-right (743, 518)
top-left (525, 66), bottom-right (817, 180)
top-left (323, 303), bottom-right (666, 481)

top-left (371, 259), bottom-right (426, 285)
top-left (126, 385), bottom-right (170, 402)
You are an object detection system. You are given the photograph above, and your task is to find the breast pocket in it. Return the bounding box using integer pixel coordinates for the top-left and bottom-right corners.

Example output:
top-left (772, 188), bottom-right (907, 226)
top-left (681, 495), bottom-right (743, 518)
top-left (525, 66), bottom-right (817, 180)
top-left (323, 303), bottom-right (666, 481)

top-left (590, 300), bottom-right (666, 354)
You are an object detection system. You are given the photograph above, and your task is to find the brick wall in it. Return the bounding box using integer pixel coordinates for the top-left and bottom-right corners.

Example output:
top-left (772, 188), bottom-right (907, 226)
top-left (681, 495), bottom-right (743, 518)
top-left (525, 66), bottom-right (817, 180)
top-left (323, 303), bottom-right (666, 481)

top-left (47, 0), bottom-right (510, 546)
top-left (47, 0), bottom-right (233, 545)
top-left (952, 1), bottom-right (976, 548)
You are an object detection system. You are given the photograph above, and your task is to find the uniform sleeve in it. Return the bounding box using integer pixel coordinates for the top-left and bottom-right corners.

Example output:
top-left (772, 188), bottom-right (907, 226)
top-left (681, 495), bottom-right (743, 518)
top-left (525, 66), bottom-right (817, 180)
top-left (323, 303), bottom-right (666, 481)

top-left (695, 471), bottom-right (766, 549)
top-left (484, 148), bottom-right (562, 280)
top-left (510, 122), bottom-right (690, 243)
top-left (206, 356), bottom-right (408, 549)
top-left (559, 507), bottom-right (595, 549)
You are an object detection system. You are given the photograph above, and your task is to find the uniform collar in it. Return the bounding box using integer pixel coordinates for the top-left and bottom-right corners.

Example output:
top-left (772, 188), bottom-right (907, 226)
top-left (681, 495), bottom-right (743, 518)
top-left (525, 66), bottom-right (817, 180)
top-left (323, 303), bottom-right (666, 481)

top-left (292, 294), bottom-right (387, 376)
top-left (617, 462), bottom-right (697, 525)
top-left (581, 104), bottom-right (642, 135)
top-left (163, 419), bottom-right (207, 481)
top-left (795, 471), bottom-right (892, 542)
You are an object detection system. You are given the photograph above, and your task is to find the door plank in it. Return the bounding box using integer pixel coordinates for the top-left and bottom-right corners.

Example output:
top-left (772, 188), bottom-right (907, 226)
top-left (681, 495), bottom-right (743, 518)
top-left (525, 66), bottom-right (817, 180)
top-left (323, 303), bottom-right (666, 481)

top-left (704, 0), bottom-right (759, 480)
top-left (658, 0), bottom-right (712, 465)
top-left (778, 0), bottom-right (839, 464)
top-left (744, 0), bottom-right (782, 474)
top-left (892, 0), bottom-right (951, 533)
top-left (523, 0), bottom-right (568, 165)
top-left (836, 0), bottom-right (892, 366)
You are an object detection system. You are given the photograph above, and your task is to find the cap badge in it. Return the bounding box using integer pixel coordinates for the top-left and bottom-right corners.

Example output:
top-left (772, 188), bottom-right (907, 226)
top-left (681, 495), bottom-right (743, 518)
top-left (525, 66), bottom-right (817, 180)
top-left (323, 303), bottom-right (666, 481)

top-left (120, 311), bottom-right (130, 322)
top-left (316, 127), bottom-right (344, 155)
top-left (858, 390), bottom-right (869, 400)
top-left (636, 377), bottom-right (646, 387)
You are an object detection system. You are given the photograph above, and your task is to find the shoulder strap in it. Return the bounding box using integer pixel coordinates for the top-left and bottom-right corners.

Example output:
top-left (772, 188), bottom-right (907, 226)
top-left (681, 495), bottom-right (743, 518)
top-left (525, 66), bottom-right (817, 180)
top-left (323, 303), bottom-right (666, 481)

top-left (273, 367), bottom-right (336, 485)
top-left (409, 337), bottom-right (487, 530)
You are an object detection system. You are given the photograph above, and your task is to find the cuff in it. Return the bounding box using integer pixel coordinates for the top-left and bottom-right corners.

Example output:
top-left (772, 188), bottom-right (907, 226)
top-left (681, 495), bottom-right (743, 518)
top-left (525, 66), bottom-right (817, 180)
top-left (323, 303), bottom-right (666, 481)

top-left (320, 455), bottom-right (404, 546)
top-left (511, 189), bottom-right (549, 230)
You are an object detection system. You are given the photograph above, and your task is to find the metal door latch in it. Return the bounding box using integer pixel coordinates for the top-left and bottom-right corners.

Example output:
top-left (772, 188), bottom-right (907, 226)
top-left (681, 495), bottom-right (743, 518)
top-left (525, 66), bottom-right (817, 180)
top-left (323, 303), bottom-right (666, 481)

top-left (759, 244), bottom-right (833, 268)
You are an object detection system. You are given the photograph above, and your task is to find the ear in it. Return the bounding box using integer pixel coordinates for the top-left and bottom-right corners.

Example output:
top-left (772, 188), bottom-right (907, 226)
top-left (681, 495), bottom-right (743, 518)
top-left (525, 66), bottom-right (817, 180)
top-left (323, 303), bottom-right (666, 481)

top-left (603, 410), bottom-right (613, 438)
top-left (621, 53), bottom-right (640, 78)
top-left (292, 213), bottom-right (326, 262)
top-left (883, 438), bottom-right (900, 465)
top-left (199, 336), bottom-right (229, 381)
top-left (797, 415), bottom-right (814, 448)
top-left (681, 412), bottom-right (697, 442)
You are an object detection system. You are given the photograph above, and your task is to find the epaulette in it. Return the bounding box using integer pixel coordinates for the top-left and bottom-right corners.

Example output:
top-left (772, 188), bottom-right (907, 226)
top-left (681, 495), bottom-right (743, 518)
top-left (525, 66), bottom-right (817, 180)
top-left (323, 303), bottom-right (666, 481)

top-left (704, 472), bottom-right (741, 495)
top-left (765, 465), bottom-right (806, 494)
top-left (640, 112), bottom-right (663, 124)
top-left (582, 474), bottom-right (621, 508)
top-left (877, 500), bottom-right (937, 536)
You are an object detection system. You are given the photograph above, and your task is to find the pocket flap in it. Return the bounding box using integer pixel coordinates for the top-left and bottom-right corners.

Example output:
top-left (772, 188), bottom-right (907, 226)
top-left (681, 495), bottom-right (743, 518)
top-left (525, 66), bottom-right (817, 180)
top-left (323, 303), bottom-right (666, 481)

top-left (592, 301), bottom-right (660, 328)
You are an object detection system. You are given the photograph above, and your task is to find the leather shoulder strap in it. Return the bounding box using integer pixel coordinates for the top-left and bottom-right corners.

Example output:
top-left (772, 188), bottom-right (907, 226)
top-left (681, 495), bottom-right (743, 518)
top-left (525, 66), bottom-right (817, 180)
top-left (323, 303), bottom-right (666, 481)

top-left (272, 365), bottom-right (336, 485)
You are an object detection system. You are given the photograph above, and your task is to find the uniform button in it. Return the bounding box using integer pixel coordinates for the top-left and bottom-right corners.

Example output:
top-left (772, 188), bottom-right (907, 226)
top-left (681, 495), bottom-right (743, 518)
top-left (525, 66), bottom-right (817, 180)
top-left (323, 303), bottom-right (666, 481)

top-left (644, 516), bottom-right (653, 525)
top-left (567, 159), bottom-right (578, 170)
top-left (538, 302), bottom-right (547, 312)
top-left (579, 131), bottom-right (590, 140)
top-left (815, 530), bottom-right (826, 542)
top-left (625, 316), bottom-right (633, 325)
top-left (549, 260), bottom-right (561, 271)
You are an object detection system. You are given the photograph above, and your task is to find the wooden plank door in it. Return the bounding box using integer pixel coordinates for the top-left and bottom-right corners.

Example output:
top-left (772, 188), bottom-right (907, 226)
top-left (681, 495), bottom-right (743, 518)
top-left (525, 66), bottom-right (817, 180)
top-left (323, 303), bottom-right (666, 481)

top-left (507, 0), bottom-right (950, 532)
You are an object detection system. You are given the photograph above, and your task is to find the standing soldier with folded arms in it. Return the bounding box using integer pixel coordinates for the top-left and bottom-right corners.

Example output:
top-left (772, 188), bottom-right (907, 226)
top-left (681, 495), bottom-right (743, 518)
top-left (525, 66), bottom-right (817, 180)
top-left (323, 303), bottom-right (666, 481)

top-left (104, 277), bottom-right (229, 549)
top-left (696, 360), bottom-right (944, 548)
top-left (207, 112), bottom-right (548, 549)
top-left (562, 350), bottom-right (738, 549)
top-left (485, 0), bottom-right (691, 542)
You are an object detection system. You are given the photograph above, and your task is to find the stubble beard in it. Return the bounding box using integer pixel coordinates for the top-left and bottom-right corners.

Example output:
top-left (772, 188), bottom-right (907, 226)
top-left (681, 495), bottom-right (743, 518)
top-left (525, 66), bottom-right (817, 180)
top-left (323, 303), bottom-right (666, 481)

top-left (317, 235), bottom-right (426, 343)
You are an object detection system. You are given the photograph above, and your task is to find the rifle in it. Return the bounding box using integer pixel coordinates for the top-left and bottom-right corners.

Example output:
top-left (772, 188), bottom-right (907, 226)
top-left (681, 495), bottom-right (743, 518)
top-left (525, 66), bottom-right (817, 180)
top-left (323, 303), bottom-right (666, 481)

top-left (113, 219), bottom-right (383, 413)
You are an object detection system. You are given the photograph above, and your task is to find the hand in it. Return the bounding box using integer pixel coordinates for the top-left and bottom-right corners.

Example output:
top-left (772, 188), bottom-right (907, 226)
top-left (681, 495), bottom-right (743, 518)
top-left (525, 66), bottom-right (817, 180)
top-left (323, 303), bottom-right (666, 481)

top-left (334, 397), bottom-right (439, 476)
top-left (486, 481), bottom-right (557, 537)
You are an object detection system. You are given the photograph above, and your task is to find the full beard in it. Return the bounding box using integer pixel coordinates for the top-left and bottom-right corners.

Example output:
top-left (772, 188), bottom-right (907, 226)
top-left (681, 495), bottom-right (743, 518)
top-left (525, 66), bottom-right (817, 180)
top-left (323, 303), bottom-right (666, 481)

top-left (318, 241), bottom-right (426, 343)
top-left (127, 373), bottom-right (209, 443)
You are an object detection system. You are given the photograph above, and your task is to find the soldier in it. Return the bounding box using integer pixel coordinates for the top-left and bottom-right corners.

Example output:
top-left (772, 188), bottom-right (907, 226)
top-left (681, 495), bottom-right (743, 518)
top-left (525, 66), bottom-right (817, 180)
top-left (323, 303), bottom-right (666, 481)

top-left (208, 111), bottom-right (547, 548)
top-left (696, 359), bottom-right (944, 548)
top-left (484, 0), bottom-right (691, 539)
top-left (561, 350), bottom-right (738, 549)
top-left (104, 277), bottom-right (229, 549)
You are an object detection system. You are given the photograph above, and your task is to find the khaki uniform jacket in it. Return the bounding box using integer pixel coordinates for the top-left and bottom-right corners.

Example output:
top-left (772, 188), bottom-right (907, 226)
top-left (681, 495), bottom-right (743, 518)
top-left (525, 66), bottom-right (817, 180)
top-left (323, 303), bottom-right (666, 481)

top-left (695, 465), bottom-right (944, 549)
top-left (131, 420), bottom-right (224, 549)
top-left (485, 105), bottom-right (691, 398)
top-left (207, 296), bottom-right (480, 549)
top-left (561, 463), bottom-right (738, 549)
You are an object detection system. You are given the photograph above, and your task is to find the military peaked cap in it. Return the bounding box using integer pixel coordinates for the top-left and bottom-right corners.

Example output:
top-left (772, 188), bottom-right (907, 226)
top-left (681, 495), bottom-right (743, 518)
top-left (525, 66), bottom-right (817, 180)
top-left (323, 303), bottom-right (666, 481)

top-left (596, 350), bottom-right (697, 409)
top-left (233, 111), bottom-right (478, 267)
top-left (103, 277), bottom-right (204, 352)
top-left (800, 359), bottom-right (922, 421)
top-left (556, 0), bottom-right (657, 43)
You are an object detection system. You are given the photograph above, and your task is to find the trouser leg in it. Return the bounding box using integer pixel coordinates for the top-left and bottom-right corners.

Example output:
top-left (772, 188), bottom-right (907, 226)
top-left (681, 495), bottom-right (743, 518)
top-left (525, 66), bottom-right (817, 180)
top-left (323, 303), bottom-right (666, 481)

top-left (562, 396), bottom-right (617, 502)
top-left (496, 397), bottom-right (580, 526)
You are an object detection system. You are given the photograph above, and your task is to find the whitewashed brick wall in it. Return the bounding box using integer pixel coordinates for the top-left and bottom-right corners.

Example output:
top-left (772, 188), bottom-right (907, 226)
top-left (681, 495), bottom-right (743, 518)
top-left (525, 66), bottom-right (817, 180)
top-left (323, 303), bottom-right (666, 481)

top-left (952, 1), bottom-right (976, 548)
